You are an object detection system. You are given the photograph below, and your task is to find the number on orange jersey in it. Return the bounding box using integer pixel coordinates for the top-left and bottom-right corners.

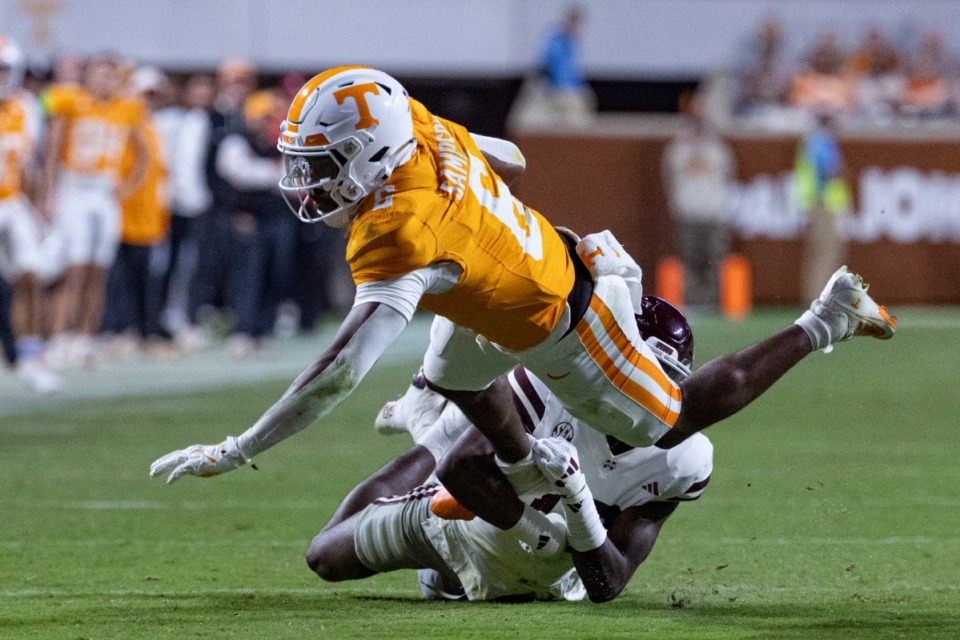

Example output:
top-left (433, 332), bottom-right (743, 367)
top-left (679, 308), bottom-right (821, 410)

top-left (468, 153), bottom-right (543, 259)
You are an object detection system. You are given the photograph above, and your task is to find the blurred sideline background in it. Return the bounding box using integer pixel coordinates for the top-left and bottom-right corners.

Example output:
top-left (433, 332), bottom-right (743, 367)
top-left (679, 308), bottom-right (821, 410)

top-left (1, 0), bottom-right (957, 390)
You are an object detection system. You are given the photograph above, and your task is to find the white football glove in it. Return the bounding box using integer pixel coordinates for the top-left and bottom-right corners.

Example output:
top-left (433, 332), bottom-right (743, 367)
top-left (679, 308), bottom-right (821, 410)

top-left (576, 230), bottom-right (643, 314)
top-left (530, 437), bottom-right (589, 503)
top-left (150, 436), bottom-right (251, 485)
top-left (531, 437), bottom-right (607, 552)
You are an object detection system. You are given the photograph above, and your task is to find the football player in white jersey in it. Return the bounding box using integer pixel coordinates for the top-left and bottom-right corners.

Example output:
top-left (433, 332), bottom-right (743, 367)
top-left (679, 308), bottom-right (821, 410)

top-left (304, 297), bottom-right (711, 602)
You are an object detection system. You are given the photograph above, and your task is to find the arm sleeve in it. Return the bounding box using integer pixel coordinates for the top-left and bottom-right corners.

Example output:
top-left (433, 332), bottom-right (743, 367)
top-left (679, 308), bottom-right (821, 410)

top-left (353, 263), bottom-right (460, 320)
top-left (236, 304), bottom-right (409, 458)
top-left (216, 134), bottom-right (283, 190)
top-left (470, 133), bottom-right (526, 170)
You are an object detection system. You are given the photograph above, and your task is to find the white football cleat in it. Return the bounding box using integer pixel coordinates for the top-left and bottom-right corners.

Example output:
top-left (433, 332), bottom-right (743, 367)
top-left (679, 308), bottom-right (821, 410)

top-left (796, 266), bottom-right (897, 351)
top-left (374, 370), bottom-right (448, 439)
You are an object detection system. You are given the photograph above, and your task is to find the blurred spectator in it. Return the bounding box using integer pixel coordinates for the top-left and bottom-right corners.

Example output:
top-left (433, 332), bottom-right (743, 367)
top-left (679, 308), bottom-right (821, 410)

top-left (187, 58), bottom-right (257, 340)
top-left (157, 73), bottom-right (214, 344)
top-left (277, 73), bottom-right (308, 102)
top-left (738, 19), bottom-right (790, 113)
top-left (795, 113), bottom-right (850, 302)
top-left (539, 5), bottom-right (595, 125)
top-left (662, 93), bottom-right (736, 309)
top-left (52, 52), bottom-right (82, 85)
top-left (101, 67), bottom-right (173, 357)
top-left (789, 32), bottom-right (855, 115)
top-left (848, 27), bottom-right (904, 121)
top-left (215, 89), bottom-right (294, 359)
top-left (0, 36), bottom-right (59, 391)
top-left (902, 31), bottom-right (949, 118)
top-left (42, 53), bottom-right (149, 368)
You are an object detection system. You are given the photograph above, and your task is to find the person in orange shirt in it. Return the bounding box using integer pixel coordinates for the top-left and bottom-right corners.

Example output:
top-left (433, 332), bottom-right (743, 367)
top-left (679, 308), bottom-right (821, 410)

top-left (100, 66), bottom-right (172, 356)
top-left (151, 68), bottom-right (896, 554)
top-left (0, 36), bottom-right (59, 392)
top-left (40, 53), bottom-right (149, 367)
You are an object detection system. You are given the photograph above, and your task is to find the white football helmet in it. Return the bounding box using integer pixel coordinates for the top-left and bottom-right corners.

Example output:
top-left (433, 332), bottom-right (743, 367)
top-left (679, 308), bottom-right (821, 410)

top-left (0, 36), bottom-right (25, 99)
top-left (277, 66), bottom-right (416, 227)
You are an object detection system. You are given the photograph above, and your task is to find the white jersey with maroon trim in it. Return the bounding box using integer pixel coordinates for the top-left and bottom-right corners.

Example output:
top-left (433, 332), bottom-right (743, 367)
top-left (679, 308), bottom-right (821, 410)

top-left (415, 366), bottom-right (711, 601)
top-left (508, 366), bottom-right (713, 522)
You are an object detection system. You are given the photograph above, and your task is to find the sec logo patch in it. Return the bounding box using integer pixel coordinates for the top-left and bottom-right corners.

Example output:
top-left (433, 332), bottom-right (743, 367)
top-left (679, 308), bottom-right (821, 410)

top-left (551, 422), bottom-right (574, 442)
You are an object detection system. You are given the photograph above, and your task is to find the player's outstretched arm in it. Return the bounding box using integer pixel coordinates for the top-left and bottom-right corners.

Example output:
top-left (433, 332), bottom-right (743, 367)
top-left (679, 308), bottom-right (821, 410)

top-left (656, 325), bottom-right (812, 449)
top-left (150, 303), bottom-right (409, 483)
top-left (571, 501), bottom-right (677, 603)
top-left (531, 437), bottom-right (678, 602)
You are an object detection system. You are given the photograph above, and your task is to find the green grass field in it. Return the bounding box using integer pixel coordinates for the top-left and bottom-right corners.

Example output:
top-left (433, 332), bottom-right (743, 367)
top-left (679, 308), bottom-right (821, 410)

top-left (2, 309), bottom-right (959, 639)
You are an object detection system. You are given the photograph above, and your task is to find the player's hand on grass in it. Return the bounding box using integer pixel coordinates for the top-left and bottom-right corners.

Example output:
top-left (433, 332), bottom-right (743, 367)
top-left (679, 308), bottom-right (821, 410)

top-left (530, 437), bottom-right (588, 503)
top-left (150, 436), bottom-right (250, 484)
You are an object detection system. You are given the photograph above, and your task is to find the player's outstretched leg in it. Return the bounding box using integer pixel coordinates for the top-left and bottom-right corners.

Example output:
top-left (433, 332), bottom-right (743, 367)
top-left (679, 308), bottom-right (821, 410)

top-left (794, 265), bottom-right (897, 352)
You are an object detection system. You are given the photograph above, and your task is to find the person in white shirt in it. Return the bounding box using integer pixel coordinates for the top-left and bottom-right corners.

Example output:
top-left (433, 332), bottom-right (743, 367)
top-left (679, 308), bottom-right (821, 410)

top-left (662, 93), bottom-right (736, 309)
top-left (156, 73), bottom-right (214, 343)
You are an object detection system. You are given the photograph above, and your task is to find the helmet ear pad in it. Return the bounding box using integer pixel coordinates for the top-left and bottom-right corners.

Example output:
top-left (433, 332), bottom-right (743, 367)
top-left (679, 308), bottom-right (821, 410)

top-left (635, 295), bottom-right (694, 380)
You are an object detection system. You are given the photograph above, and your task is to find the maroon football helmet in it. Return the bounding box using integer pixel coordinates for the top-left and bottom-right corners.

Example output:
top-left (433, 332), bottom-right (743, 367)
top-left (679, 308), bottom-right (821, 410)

top-left (635, 296), bottom-right (694, 381)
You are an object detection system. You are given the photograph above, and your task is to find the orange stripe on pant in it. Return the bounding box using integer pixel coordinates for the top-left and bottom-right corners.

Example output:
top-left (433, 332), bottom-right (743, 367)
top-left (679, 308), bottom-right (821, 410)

top-left (587, 296), bottom-right (682, 401)
top-left (575, 299), bottom-right (681, 427)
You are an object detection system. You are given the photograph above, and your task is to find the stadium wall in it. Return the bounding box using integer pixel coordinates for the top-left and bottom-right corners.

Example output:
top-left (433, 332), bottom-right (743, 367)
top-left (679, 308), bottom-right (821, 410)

top-left (514, 124), bottom-right (960, 305)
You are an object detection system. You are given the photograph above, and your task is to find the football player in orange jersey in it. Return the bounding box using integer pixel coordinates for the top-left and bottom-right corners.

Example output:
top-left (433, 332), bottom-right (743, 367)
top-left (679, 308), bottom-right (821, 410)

top-left (0, 36), bottom-right (60, 392)
top-left (151, 68), bottom-right (896, 546)
top-left (40, 53), bottom-right (149, 367)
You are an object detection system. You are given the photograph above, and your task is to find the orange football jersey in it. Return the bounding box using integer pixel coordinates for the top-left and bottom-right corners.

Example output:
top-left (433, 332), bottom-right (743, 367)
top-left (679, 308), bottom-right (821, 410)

top-left (0, 97), bottom-right (31, 200)
top-left (119, 117), bottom-right (168, 245)
top-left (346, 100), bottom-right (575, 351)
top-left (43, 83), bottom-right (145, 182)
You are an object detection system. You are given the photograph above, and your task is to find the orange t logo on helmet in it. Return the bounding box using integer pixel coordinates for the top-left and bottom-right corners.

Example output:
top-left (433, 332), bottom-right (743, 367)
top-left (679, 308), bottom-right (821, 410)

top-left (333, 83), bottom-right (381, 129)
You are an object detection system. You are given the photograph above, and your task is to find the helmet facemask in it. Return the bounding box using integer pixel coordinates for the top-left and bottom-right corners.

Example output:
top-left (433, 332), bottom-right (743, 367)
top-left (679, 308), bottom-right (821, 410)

top-left (644, 336), bottom-right (693, 382)
top-left (279, 136), bottom-right (368, 226)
